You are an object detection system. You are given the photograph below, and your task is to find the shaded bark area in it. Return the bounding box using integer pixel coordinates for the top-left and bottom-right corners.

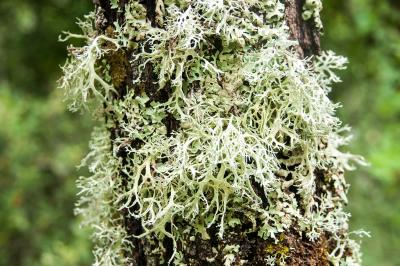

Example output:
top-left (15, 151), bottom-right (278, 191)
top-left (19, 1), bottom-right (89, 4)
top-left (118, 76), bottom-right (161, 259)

top-left (94, 0), bottom-right (331, 265)
top-left (284, 0), bottom-right (321, 57)
top-left (175, 222), bottom-right (333, 266)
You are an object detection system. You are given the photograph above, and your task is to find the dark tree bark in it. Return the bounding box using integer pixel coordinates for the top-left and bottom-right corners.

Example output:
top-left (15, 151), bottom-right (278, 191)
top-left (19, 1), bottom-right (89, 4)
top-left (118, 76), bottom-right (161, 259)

top-left (92, 1), bottom-right (341, 265)
top-left (284, 0), bottom-right (321, 57)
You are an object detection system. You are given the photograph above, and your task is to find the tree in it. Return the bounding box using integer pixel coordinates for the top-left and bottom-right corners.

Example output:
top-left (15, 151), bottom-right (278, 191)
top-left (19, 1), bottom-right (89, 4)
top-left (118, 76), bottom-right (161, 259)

top-left (60, 0), bottom-right (365, 264)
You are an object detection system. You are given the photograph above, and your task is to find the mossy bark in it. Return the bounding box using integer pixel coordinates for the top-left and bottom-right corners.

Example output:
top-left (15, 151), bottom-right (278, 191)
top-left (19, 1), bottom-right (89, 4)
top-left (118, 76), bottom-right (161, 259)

top-left (94, 0), bottom-right (340, 265)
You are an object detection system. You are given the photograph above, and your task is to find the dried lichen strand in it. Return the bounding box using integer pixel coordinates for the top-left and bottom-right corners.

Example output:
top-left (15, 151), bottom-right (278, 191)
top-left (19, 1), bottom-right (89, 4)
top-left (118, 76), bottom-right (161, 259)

top-left (60, 0), bottom-right (366, 265)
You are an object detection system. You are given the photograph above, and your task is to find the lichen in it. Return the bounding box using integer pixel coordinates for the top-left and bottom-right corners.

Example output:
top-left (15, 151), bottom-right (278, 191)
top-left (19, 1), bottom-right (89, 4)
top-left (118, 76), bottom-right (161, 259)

top-left (302, 0), bottom-right (323, 31)
top-left (60, 0), bottom-right (366, 265)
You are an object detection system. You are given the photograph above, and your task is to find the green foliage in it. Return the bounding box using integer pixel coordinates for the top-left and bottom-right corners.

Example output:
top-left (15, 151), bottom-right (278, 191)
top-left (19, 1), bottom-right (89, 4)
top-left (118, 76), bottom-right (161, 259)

top-left (0, 87), bottom-right (93, 266)
top-left (0, 0), bottom-right (91, 96)
top-left (323, 1), bottom-right (400, 265)
top-left (0, 0), bottom-right (93, 265)
top-left (323, 0), bottom-right (400, 184)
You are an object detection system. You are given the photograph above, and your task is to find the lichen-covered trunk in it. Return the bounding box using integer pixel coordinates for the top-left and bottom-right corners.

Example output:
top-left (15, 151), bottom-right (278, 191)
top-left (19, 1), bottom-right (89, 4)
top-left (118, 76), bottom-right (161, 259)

top-left (61, 0), bottom-right (364, 265)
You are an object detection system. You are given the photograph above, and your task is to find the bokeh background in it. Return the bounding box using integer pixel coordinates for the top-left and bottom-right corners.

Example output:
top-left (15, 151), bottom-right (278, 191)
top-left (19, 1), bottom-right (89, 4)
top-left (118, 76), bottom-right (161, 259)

top-left (0, 0), bottom-right (399, 265)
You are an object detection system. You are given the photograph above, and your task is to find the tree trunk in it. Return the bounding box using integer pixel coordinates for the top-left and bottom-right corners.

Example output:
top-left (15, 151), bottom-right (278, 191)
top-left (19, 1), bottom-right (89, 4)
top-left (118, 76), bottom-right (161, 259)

top-left (63, 0), bottom-right (363, 265)
top-left (284, 0), bottom-right (320, 57)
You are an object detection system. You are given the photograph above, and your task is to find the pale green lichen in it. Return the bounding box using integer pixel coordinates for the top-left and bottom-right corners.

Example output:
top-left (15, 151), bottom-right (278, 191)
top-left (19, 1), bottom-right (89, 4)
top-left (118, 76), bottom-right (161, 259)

top-left (59, 13), bottom-right (121, 112)
top-left (223, 245), bottom-right (240, 266)
top-left (60, 0), bottom-right (365, 265)
top-left (302, 0), bottom-right (323, 31)
top-left (75, 126), bottom-right (130, 265)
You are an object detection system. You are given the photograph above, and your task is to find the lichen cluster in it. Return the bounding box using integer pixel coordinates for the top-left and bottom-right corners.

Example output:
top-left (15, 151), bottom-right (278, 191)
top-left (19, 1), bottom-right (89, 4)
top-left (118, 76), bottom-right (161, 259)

top-left (302, 0), bottom-right (323, 31)
top-left (60, 0), bottom-right (365, 265)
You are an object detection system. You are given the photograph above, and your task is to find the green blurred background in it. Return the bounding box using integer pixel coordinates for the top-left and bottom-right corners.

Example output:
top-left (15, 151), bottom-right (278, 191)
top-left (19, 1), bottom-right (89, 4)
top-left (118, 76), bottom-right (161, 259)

top-left (0, 0), bottom-right (398, 265)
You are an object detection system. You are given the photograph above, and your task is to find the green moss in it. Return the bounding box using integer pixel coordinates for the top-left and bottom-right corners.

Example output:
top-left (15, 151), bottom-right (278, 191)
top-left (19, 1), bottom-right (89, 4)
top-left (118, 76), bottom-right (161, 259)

top-left (105, 49), bottom-right (129, 88)
top-left (264, 234), bottom-right (290, 265)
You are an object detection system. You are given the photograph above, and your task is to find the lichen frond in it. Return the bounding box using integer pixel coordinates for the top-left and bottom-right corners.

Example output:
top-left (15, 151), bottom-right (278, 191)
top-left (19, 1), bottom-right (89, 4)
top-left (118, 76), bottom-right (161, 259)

top-left (59, 13), bottom-right (120, 111)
